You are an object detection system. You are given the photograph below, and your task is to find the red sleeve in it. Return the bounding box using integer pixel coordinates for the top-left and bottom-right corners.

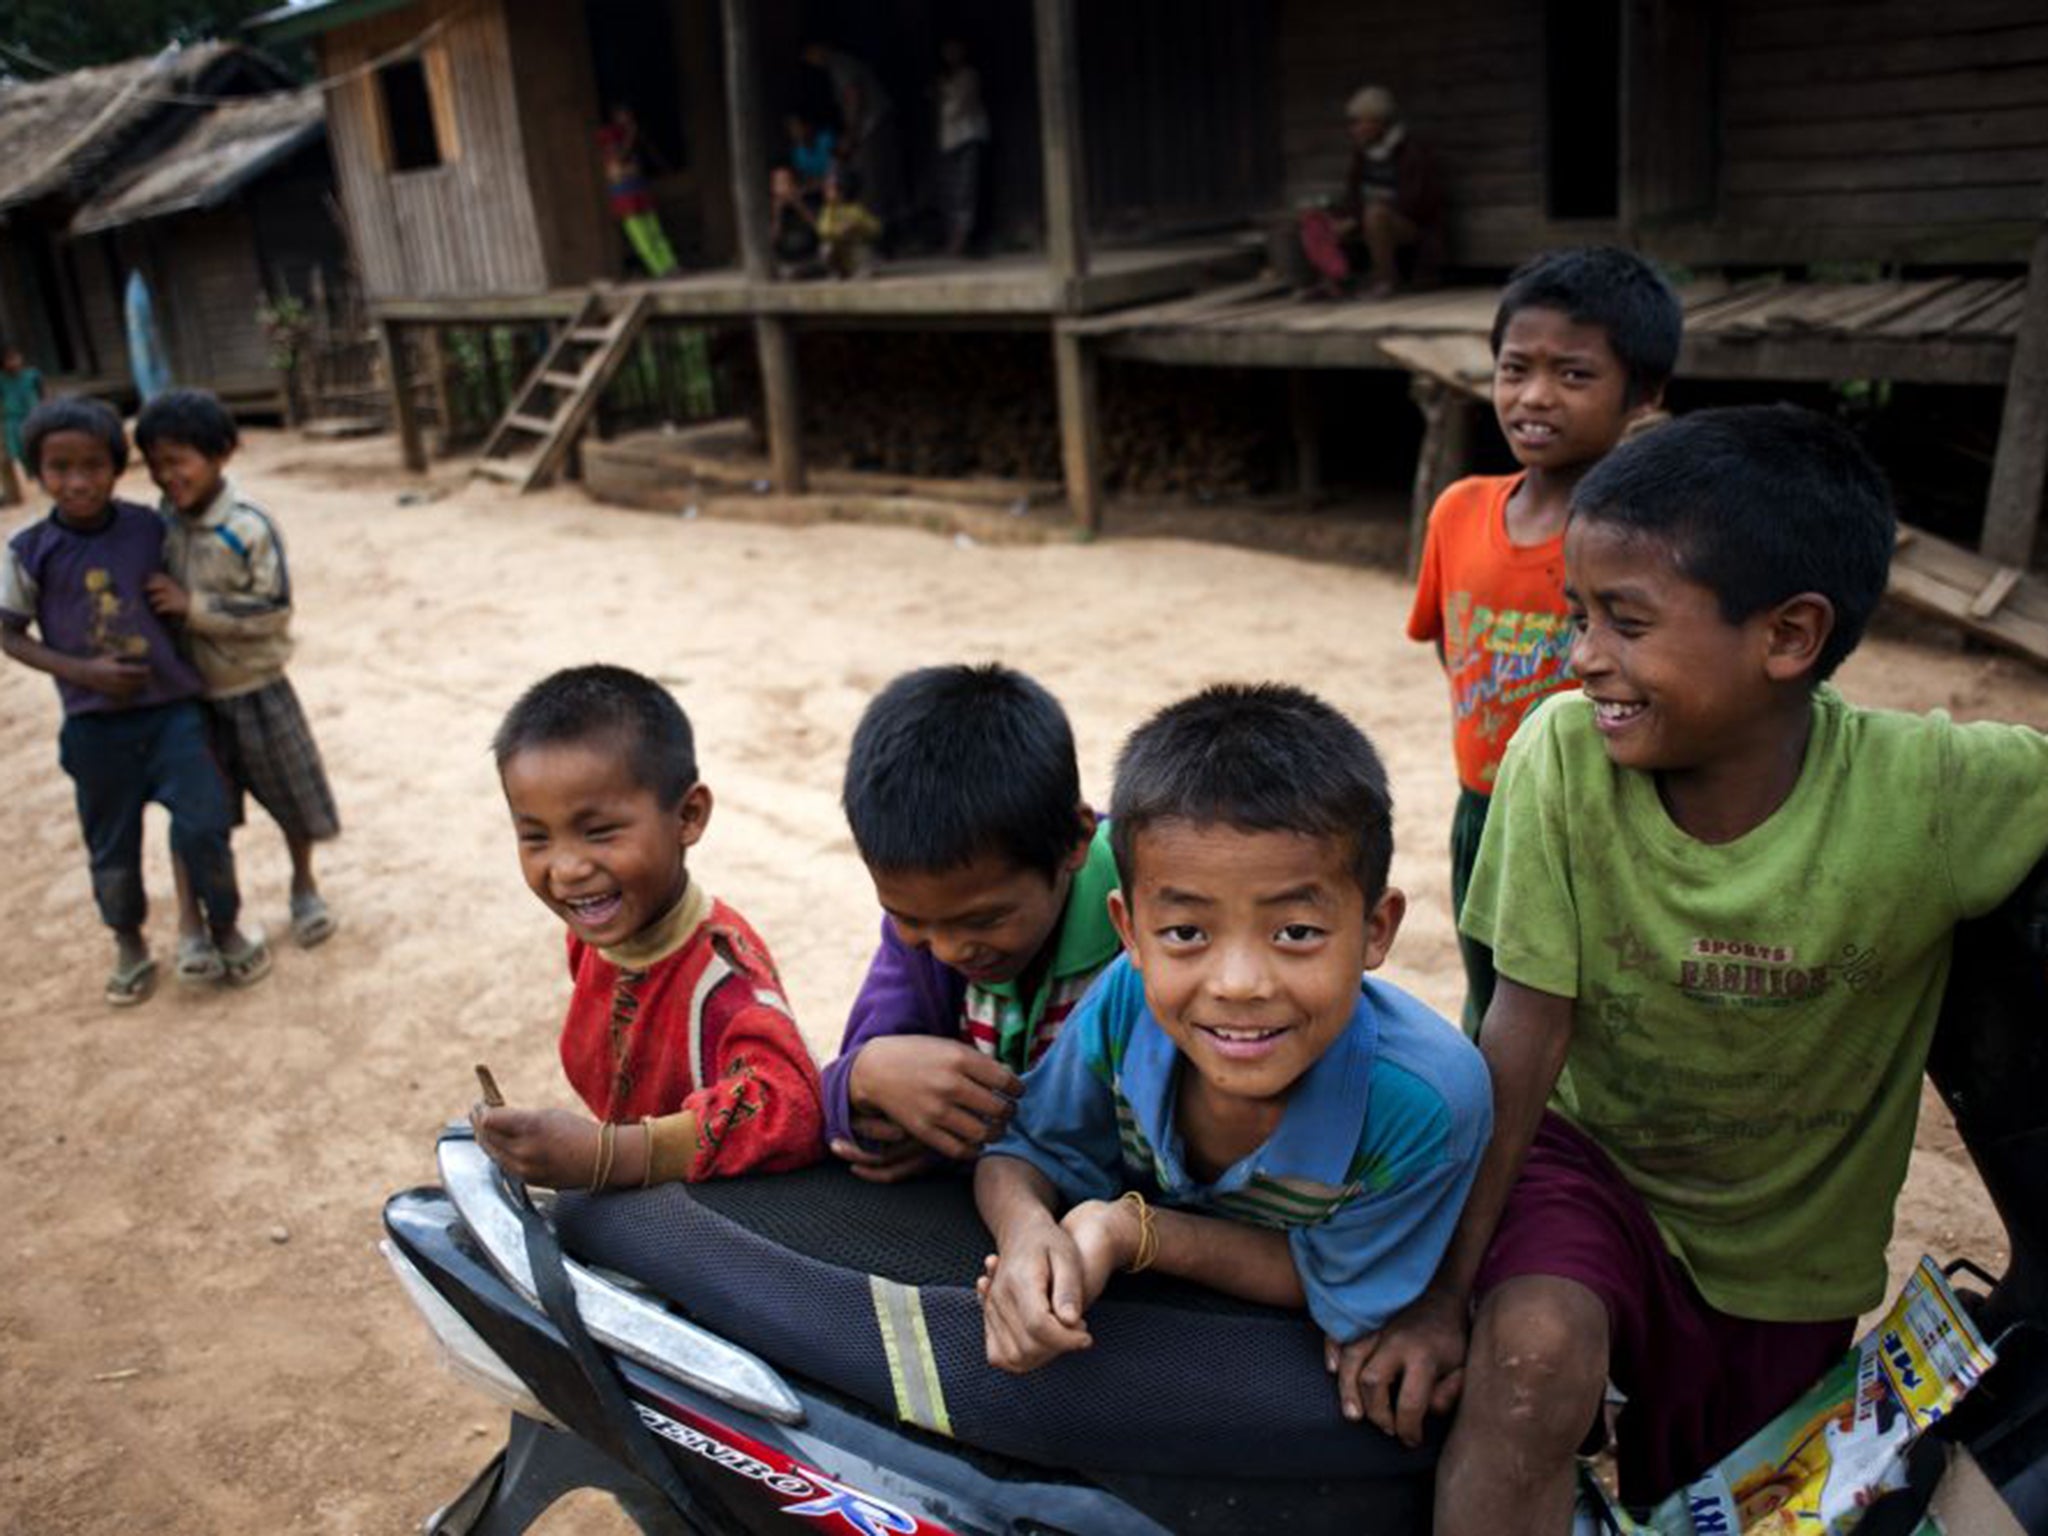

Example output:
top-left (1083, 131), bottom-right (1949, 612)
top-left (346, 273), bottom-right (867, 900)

top-left (565, 929), bottom-right (584, 979)
top-left (679, 986), bottom-right (826, 1180)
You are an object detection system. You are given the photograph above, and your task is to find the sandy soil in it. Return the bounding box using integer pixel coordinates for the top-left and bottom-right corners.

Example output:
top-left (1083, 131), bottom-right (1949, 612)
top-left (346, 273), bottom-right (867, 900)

top-left (1, 430), bottom-right (2043, 1533)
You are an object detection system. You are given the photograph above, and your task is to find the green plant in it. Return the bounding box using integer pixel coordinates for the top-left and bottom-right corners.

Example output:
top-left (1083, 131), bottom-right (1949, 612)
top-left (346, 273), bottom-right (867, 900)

top-left (257, 293), bottom-right (313, 373)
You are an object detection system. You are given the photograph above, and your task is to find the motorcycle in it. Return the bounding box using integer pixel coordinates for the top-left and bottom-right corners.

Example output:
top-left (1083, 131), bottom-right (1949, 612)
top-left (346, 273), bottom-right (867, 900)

top-left (381, 860), bottom-right (2048, 1536)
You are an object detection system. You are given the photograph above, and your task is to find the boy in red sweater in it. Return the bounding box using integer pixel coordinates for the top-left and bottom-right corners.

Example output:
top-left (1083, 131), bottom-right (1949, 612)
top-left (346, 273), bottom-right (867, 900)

top-left (1407, 247), bottom-right (1681, 1033)
top-left (474, 665), bottom-right (823, 1188)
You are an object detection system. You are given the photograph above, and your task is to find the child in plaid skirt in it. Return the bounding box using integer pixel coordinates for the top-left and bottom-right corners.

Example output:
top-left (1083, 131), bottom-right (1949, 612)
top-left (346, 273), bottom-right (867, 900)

top-left (139, 390), bottom-right (341, 975)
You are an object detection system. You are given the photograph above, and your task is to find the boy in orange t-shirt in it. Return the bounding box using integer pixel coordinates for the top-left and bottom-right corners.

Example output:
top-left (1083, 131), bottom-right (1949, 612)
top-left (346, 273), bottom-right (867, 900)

top-left (1407, 248), bottom-right (1680, 1032)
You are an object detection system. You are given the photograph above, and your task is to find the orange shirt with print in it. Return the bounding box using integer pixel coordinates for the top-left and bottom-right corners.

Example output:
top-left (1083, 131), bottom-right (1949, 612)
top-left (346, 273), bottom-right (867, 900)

top-left (1406, 474), bottom-right (1579, 795)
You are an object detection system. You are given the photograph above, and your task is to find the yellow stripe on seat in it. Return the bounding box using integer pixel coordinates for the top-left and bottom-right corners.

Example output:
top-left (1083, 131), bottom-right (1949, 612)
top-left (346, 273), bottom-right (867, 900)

top-left (867, 1274), bottom-right (954, 1438)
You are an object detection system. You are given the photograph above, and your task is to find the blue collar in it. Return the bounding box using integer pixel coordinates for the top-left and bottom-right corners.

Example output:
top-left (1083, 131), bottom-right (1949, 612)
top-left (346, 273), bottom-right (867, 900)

top-left (1122, 983), bottom-right (1380, 1195)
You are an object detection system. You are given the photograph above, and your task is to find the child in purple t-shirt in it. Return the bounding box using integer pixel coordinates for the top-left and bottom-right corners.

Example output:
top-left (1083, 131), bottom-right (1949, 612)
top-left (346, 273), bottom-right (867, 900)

top-left (0, 398), bottom-right (267, 1004)
top-left (824, 664), bottom-right (1119, 1181)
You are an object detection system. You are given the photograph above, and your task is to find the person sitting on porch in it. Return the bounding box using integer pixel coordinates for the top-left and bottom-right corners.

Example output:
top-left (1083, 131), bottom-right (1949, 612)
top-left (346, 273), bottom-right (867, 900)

top-left (1297, 85), bottom-right (1444, 299)
top-left (596, 105), bottom-right (679, 279)
top-left (784, 113), bottom-right (837, 198)
top-left (803, 42), bottom-right (904, 243)
top-left (816, 169), bottom-right (883, 281)
top-left (769, 166), bottom-right (826, 281)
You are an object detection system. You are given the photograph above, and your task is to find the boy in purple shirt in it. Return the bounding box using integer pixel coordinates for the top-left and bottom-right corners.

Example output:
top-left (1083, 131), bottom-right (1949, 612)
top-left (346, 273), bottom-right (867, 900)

top-left (0, 399), bottom-right (267, 1003)
top-left (824, 664), bottom-right (1119, 1181)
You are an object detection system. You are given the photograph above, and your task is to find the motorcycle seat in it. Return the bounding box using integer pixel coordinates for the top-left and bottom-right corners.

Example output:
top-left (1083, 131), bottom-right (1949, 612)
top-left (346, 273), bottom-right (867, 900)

top-left (552, 1162), bottom-right (1439, 1479)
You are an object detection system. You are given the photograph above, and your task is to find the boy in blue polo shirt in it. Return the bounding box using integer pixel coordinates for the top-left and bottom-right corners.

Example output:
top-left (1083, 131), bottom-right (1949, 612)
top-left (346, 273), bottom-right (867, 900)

top-left (975, 684), bottom-right (1490, 1418)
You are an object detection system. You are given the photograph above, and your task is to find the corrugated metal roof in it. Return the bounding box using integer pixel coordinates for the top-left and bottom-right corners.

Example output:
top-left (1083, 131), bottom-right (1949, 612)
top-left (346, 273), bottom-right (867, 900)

top-left (71, 89), bottom-right (326, 233)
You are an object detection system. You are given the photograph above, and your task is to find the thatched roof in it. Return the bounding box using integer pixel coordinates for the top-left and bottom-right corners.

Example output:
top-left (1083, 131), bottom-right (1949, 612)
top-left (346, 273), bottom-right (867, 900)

top-left (72, 90), bottom-right (325, 233)
top-left (0, 41), bottom-right (250, 214)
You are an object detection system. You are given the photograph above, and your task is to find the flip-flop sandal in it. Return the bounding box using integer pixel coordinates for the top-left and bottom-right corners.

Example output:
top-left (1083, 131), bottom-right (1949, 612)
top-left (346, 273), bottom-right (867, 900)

top-left (106, 955), bottom-right (158, 1007)
top-left (219, 931), bottom-right (273, 989)
top-left (290, 892), bottom-right (338, 949)
top-left (174, 934), bottom-right (225, 986)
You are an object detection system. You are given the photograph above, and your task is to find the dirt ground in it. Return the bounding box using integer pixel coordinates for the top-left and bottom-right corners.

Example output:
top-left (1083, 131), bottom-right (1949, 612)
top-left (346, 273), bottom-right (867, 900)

top-left (1, 430), bottom-right (2043, 1533)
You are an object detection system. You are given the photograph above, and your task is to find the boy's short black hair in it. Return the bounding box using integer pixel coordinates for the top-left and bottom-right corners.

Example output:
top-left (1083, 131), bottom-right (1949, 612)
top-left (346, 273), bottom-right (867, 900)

top-left (135, 389), bottom-right (239, 459)
top-left (1110, 684), bottom-right (1393, 903)
top-left (1490, 247), bottom-right (1683, 406)
top-left (843, 663), bottom-right (1084, 879)
top-left (1571, 404), bottom-right (1896, 682)
top-left (493, 664), bottom-right (697, 806)
top-left (21, 397), bottom-right (127, 475)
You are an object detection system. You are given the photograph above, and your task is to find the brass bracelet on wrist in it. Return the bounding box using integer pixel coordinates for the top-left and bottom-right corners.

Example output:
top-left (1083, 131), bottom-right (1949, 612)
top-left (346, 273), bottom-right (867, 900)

top-left (592, 1120), bottom-right (617, 1191)
top-left (1120, 1188), bottom-right (1159, 1274)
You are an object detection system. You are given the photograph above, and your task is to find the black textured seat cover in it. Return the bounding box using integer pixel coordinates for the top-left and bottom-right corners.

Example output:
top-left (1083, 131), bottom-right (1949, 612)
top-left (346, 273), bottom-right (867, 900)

top-left (553, 1164), bottom-right (1439, 1478)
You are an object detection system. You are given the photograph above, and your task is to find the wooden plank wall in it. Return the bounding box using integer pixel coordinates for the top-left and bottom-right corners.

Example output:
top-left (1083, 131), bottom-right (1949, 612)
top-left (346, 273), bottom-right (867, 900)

top-left (1080, 0), bottom-right (1279, 233)
top-left (246, 147), bottom-right (352, 303)
top-left (163, 210), bottom-right (272, 386)
top-left (73, 236), bottom-right (127, 382)
top-left (318, 0), bottom-right (551, 298)
top-left (1714, 0), bottom-right (2048, 264)
top-left (1275, 0), bottom-right (1577, 268)
top-left (504, 0), bottom-right (612, 286)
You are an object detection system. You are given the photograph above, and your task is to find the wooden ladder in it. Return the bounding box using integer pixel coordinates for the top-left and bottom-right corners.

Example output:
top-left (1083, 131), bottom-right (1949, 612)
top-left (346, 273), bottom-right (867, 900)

top-left (473, 289), bottom-right (651, 493)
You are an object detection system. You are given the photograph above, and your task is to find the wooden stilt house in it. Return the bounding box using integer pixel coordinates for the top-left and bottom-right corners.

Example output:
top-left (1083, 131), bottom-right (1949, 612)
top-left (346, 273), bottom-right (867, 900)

top-left (259, 0), bottom-right (2048, 578)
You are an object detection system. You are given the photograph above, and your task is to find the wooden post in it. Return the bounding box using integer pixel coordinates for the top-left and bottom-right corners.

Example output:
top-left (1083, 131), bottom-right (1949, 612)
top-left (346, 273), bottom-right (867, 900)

top-left (1982, 204), bottom-right (2048, 567)
top-left (1053, 328), bottom-right (1103, 535)
top-left (1290, 370), bottom-right (1323, 503)
top-left (420, 325), bottom-right (456, 455)
top-left (723, 0), bottom-right (771, 285)
top-left (1408, 378), bottom-right (1473, 574)
top-left (1034, 0), bottom-right (1089, 300)
top-left (757, 316), bottom-right (804, 494)
top-left (377, 317), bottom-right (426, 473)
top-left (721, 0), bottom-right (805, 490)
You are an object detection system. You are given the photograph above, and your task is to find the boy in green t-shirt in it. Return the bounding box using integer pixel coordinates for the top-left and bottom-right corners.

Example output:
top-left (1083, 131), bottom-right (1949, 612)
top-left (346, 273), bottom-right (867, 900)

top-left (1357, 406), bottom-right (2048, 1530)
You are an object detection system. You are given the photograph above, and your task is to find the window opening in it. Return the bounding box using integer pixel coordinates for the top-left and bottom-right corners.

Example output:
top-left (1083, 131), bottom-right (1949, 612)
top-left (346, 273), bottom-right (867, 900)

top-left (379, 57), bottom-right (443, 172)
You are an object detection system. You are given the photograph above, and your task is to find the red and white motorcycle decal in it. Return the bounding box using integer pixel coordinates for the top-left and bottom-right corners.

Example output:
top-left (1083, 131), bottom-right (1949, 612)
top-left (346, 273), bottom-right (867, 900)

top-left (633, 1397), bottom-right (957, 1536)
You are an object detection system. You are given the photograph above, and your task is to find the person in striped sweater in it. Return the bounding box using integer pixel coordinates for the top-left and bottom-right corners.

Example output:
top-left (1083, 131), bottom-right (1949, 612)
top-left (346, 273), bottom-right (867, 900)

top-left (974, 684), bottom-right (1489, 1424)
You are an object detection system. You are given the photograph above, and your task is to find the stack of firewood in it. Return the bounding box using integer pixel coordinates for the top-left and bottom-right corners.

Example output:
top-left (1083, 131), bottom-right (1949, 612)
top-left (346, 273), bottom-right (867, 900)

top-left (723, 333), bottom-right (1287, 497)
top-left (1100, 360), bottom-right (1283, 498)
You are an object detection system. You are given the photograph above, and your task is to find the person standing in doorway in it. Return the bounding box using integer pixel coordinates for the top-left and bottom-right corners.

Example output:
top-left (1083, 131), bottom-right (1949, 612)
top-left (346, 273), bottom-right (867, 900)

top-left (932, 39), bottom-right (990, 257)
top-left (596, 105), bottom-right (679, 279)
